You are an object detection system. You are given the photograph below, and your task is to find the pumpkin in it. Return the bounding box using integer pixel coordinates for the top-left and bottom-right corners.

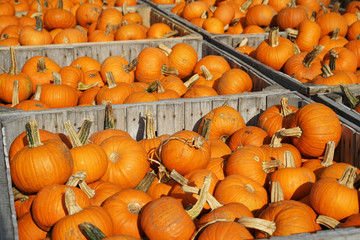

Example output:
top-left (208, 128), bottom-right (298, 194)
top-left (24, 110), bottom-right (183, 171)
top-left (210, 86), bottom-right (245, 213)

top-left (182, 85), bottom-right (218, 98)
top-left (257, 97), bottom-right (298, 139)
top-left (52, 28), bottom-right (87, 44)
top-left (87, 180), bottom-right (122, 206)
top-left (102, 189), bottom-right (152, 238)
top-left (310, 166), bottom-right (360, 221)
top-left (88, 24), bottom-right (114, 42)
top-left (82, 70), bottom-right (104, 87)
top-left (213, 2), bottom-right (235, 26)
top-left (123, 91), bottom-right (159, 104)
top-left (71, 56), bottom-right (101, 73)
top-left (0, 15), bottom-right (19, 34)
top-left (100, 56), bottom-right (136, 84)
top-left (202, 17), bottom-right (225, 34)
top-left (228, 126), bottom-right (270, 151)
top-left (276, 0), bottom-right (308, 30)
top-left (96, 8), bottom-right (123, 34)
top-left (322, 47), bottom-right (358, 73)
top-left (0, 47), bottom-right (32, 104)
top-left (345, 36), bottom-right (360, 69)
top-left (318, 28), bottom-right (349, 59)
top-left (115, 23), bottom-right (146, 40)
top-left (242, 24), bottom-right (266, 34)
top-left (0, 2), bottom-right (15, 15)
top-left (181, 0), bottom-right (209, 21)
top-left (78, 86), bottom-right (100, 105)
top-left (194, 55), bottom-right (230, 76)
top-left (99, 135), bottom-right (149, 188)
top-left (123, 11), bottom-right (142, 25)
top-left (208, 138), bottom-right (231, 159)
top-left (13, 85), bottom-right (51, 111)
top-left (146, 23), bottom-right (173, 39)
top-left (158, 75), bottom-right (188, 96)
top-left (205, 157), bottom-right (226, 181)
top-left (9, 0), bottom-right (30, 12)
top-left (10, 120), bottom-right (73, 193)
top-left (198, 221), bottom-right (254, 240)
top-left (283, 45), bottom-right (324, 81)
top-left (311, 64), bottom-right (353, 85)
top-left (18, 15), bottom-right (52, 45)
top-left (31, 178), bottom-right (91, 231)
top-left (346, 1), bottom-right (360, 13)
top-left (235, 38), bottom-right (256, 56)
top-left (214, 174), bottom-right (268, 215)
top-left (197, 104), bottom-right (246, 142)
top-left (0, 33), bottom-right (19, 46)
top-left (289, 103), bottom-right (342, 158)
top-left (245, 1), bottom-right (277, 27)
top-left (148, 177), bottom-right (174, 199)
top-left (51, 188), bottom-right (113, 240)
top-left (255, 27), bottom-right (295, 71)
top-left (319, 162), bottom-right (358, 180)
top-left (226, 145), bottom-right (279, 187)
top-left (215, 68), bottom-right (253, 95)
top-left (75, 1), bottom-right (102, 27)
top-left (341, 214), bottom-right (360, 228)
top-left (59, 65), bottom-right (85, 89)
top-left (17, 212), bottom-right (48, 240)
top-left (13, 189), bottom-right (35, 219)
top-left (268, 0), bottom-right (291, 12)
top-left (316, 6), bottom-right (348, 37)
top-left (43, 0), bottom-right (76, 30)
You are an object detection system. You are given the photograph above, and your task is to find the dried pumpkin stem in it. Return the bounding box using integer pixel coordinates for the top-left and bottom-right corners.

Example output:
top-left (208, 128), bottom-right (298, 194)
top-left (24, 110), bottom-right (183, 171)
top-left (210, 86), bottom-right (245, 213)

top-left (280, 97), bottom-right (293, 117)
top-left (104, 102), bottom-right (115, 130)
top-left (52, 72), bottom-right (62, 85)
top-left (319, 3), bottom-right (328, 14)
top-left (200, 65), bottom-right (213, 81)
top-left (35, 16), bottom-right (43, 32)
top-left (310, 11), bottom-right (316, 21)
top-left (9, 46), bottom-right (17, 75)
top-left (278, 127), bottom-right (302, 138)
top-left (64, 120), bottom-right (84, 148)
top-left (303, 45), bottom-right (325, 68)
top-left (270, 181), bottom-right (284, 203)
top-left (36, 0), bottom-right (42, 13)
top-left (66, 171), bottom-right (87, 187)
top-left (109, 152), bottom-right (120, 163)
top-left (340, 83), bottom-right (360, 109)
top-left (321, 64), bottom-right (334, 78)
top-left (79, 181), bottom-right (96, 198)
top-left (184, 74), bottom-right (199, 88)
top-left (162, 30), bottom-right (179, 39)
top-left (321, 141), bottom-right (335, 167)
top-left (357, 13), bottom-right (360, 21)
top-left (105, 72), bottom-right (117, 89)
top-left (287, 0), bottom-right (296, 7)
top-left (182, 184), bottom-right (223, 210)
top-left (200, 10), bottom-right (208, 19)
top-left (76, 118), bottom-right (93, 145)
top-left (33, 85), bottom-right (42, 101)
top-left (78, 81), bottom-right (101, 91)
top-left (240, 0), bottom-right (253, 13)
top-left (122, 2), bottom-right (128, 15)
top-left (161, 65), bottom-right (179, 76)
top-left (57, 0), bottom-right (63, 9)
top-left (293, 43), bottom-right (300, 55)
top-left (134, 171), bottom-right (157, 193)
top-left (262, 0), bottom-right (269, 4)
top-left (79, 222), bottom-right (106, 240)
top-left (186, 174), bottom-right (212, 219)
top-left (268, 27), bottom-right (279, 47)
top-left (338, 165), bottom-right (357, 189)
top-left (316, 215), bottom-right (341, 229)
top-left (12, 187), bottom-right (28, 202)
top-left (158, 44), bottom-right (172, 56)
top-left (330, 28), bottom-right (340, 40)
top-left (170, 169), bottom-right (189, 186)
top-left (200, 118), bottom-right (212, 141)
top-left (11, 79), bottom-right (19, 107)
top-left (155, 79), bottom-right (165, 93)
top-left (357, 35), bottom-right (360, 40)
top-left (262, 160), bottom-right (282, 173)
top-left (329, 49), bottom-right (339, 71)
top-left (123, 58), bottom-right (138, 73)
top-left (36, 57), bottom-right (47, 73)
top-left (65, 188), bottom-right (83, 215)
top-left (332, 1), bottom-right (340, 13)
top-left (1, 33), bottom-right (8, 40)
top-left (237, 216), bottom-right (276, 236)
top-left (283, 151), bottom-right (296, 168)
top-left (25, 120), bottom-right (43, 148)
top-left (285, 28), bottom-right (299, 38)
top-left (146, 80), bottom-right (158, 93)
top-left (144, 110), bottom-right (157, 140)
top-left (238, 37), bottom-right (249, 47)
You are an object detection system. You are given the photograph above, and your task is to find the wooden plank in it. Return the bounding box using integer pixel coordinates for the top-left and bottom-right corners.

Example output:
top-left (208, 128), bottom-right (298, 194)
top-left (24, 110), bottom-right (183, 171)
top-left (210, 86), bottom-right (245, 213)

top-left (183, 99), bottom-right (213, 133)
top-left (157, 102), bottom-right (184, 136)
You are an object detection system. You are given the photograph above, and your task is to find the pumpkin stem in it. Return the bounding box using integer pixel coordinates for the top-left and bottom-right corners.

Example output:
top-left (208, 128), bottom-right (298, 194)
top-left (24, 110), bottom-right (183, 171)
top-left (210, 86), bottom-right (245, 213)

top-left (52, 72), bottom-right (62, 85)
top-left (285, 28), bottom-right (298, 38)
top-left (287, 0), bottom-right (296, 7)
top-left (340, 83), bottom-right (360, 109)
top-left (104, 23), bottom-right (112, 36)
top-left (145, 80), bottom-right (158, 93)
top-left (33, 85), bottom-right (42, 101)
top-left (104, 102), bottom-right (115, 130)
top-left (123, 58), bottom-right (138, 73)
top-left (154, 79), bottom-right (165, 93)
top-left (321, 64), bottom-right (334, 78)
top-left (78, 81), bottom-right (101, 91)
top-left (321, 141), bottom-right (335, 167)
top-left (279, 97), bottom-right (294, 117)
top-left (11, 79), bottom-right (19, 107)
top-left (332, 1), bottom-right (341, 13)
top-left (186, 174), bottom-right (212, 219)
top-left (134, 170), bottom-right (157, 193)
top-left (200, 118), bottom-right (212, 141)
top-left (9, 46), bottom-right (18, 75)
top-left (105, 71), bottom-right (117, 89)
top-left (182, 184), bottom-right (223, 210)
top-left (162, 30), bottom-right (179, 39)
top-left (36, 57), bottom-right (47, 73)
top-left (64, 120), bottom-right (84, 148)
top-left (238, 37), bottom-right (249, 47)
top-left (36, 0), bottom-right (42, 13)
top-left (79, 180), bottom-right (96, 198)
top-left (158, 44), bottom-right (172, 56)
top-left (79, 222), bottom-right (106, 240)
top-left (200, 65), bottom-right (213, 81)
top-left (283, 151), bottom-right (296, 168)
top-left (268, 27), bottom-right (279, 48)
top-left (109, 152), bottom-right (120, 163)
top-left (184, 74), bottom-right (199, 88)
top-left (262, 0), bottom-right (269, 5)
top-left (64, 188), bottom-right (83, 215)
top-left (161, 65), bottom-right (179, 76)
top-left (34, 16), bottom-right (43, 32)
top-left (293, 43), bottom-right (301, 55)
top-left (310, 11), bottom-right (316, 21)
top-left (239, 0), bottom-right (253, 13)
top-left (77, 118), bottom-right (93, 145)
top-left (12, 187), bottom-right (29, 202)
top-left (237, 216), bottom-right (276, 237)
top-left (200, 10), bottom-right (208, 19)
top-left (356, 13), bottom-right (360, 21)
top-left (319, 3), bottom-right (328, 14)
top-left (270, 181), bottom-right (284, 203)
top-left (303, 45), bottom-right (325, 68)
top-left (25, 120), bottom-right (43, 148)
top-left (278, 127), bottom-right (302, 138)
top-left (57, 0), bottom-right (63, 9)
top-left (338, 165), bottom-right (357, 189)
top-left (262, 160), bottom-right (282, 173)
top-left (127, 202), bottom-right (142, 214)
top-left (0, 33), bottom-right (8, 40)
top-left (316, 215), bottom-right (341, 229)
top-left (170, 169), bottom-right (189, 186)
top-left (357, 34), bottom-right (360, 40)
top-left (143, 110), bottom-right (157, 140)
top-left (122, 2), bottom-right (128, 15)
top-left (329, 49), bottom-right (339, 71)
top-left (66, 171), bottom-right (87, 186)
top-left (330, 28), bottom-right (340, 40)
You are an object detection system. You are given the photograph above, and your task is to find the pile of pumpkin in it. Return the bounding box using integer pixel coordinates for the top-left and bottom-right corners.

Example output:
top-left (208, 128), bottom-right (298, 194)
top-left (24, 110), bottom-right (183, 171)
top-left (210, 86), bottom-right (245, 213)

top-left (170, 0), bottom-right (360, 85)
top-left (0, 43), bottom-right (254, 110)
top-left (0, 0), bottom-right (181, 46)
top-left (11, 98), bottom-right (360, 239)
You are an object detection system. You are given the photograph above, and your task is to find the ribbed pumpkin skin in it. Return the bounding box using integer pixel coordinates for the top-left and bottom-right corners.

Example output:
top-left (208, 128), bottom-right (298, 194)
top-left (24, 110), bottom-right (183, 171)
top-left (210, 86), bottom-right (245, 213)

top-left (198, 221), bottom-right (254, 240)
top-left (160, 130), bottom-right (211, 175)
top-left (140, 196), bottom-right (196, 240)
top-left (289, 103), bottom-right (342, 158)
top-left (322, 47), bottom-right (358, 73)
top-left (39, 83), bottom-right (78, 108)
top-left (0, 72), bottom-right (32, 104)
top-left (10, 140), bottom-right (74, 194)
top-left (100, 56), bottom-right (135, 84)
top-left (341, 214), bottom-right (360, 228)
top-left (276, 3), bottom-right (308, 30)
top-left (168, 43), bottom-right (198, 79)
top-left (193, 55), bottom-right (230, 76)
top-left (89, 129), bottom-right (131, 145)
top-left (99, 136), bottom-right (149, 188)
top-left (255, 200), bottom-right (320, 238)
top-left (205, 157), bottom-right (226, 181)
top-left (17, 212), bottom-right (47, 240)
top-left (197, 202), bottom-right (253, 229)
top-left (14, 195), bottom-right (35, 219)
top-left (88, 180), bottom-right (122, 206)
top-left (43, 8), bottom-right (76, 30)
top-left (283, 52), bottom-right (322, 81)
top-left (316, 12), bottom-right (348, 37)
top-left (228, 126), bottom-right (269, 150)
top-left (96, 82), bottom-right (135, 105)
top-left (345, 39), bottom-right (360, 68)
top-left (102, 189), bottom-right (153, 238)
top-left (261, 143), bottom-right (303, 168)
top-left (51, 206), bottom-right (113, 240)
top-left (295, 20), bottom-right (322, 52)
top-left (245, 4), bottom-right (276, 27)
top-left (310, 177), bottom-right (360, 221)
top-left (215, 69), bottom-right (253, 95)
top-left (31, 185), bottom-right (91, 231)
